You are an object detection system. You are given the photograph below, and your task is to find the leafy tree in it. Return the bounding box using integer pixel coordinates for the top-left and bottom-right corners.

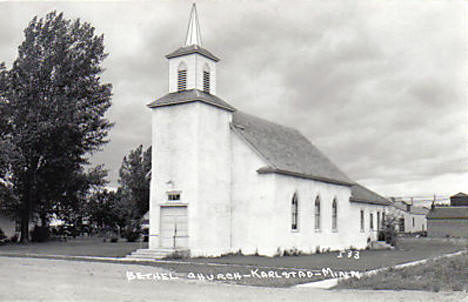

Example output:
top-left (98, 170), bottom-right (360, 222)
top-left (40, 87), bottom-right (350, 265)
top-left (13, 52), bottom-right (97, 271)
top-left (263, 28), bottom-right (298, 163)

top-left (86, 189), bottom-right (122, 233)
top-left (0, 11), bottom-right (113, 242)
top-left (49, 164), bottom-right (109, 228)
top-left (118, 145), bottom-right (151, 219)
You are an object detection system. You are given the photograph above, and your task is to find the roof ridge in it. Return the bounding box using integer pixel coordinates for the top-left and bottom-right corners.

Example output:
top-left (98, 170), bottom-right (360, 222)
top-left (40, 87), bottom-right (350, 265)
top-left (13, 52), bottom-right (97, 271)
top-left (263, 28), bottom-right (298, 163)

top-left (233, 110), bottom-right (301, 133)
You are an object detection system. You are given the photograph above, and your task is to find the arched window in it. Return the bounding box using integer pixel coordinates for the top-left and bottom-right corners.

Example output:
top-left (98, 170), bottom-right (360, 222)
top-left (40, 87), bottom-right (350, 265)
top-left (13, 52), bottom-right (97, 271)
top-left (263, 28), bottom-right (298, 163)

top-left (291, 193), bottom-right (298, 230)
top-left (332, 198), bottom-right (337, 231)
top-left (177, 62), bottom-right (187, 91)
top-left (314, 196), bottom-right (321, 231)
top-left (203, 64), bottom-right (210, 93)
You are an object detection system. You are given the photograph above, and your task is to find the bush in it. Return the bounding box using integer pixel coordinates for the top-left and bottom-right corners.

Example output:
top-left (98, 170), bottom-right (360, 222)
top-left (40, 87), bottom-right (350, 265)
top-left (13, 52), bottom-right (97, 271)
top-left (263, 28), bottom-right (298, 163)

top-left (0, 228), bottom-right (6, 240)
top-left (10, 234), bottom-right (18, 243)
top-left (110, 236), bottom-right (119, 243)
top-left (124, 229), bottom-right (141, 242)
top-left (163, 250), bottom-right (189, 260)
top-left (31, 226), bottom-right (50, 242)
top-left (0, 228), bottom-right (8, 244)
top-left (378, 231), bottom-right (385, 241)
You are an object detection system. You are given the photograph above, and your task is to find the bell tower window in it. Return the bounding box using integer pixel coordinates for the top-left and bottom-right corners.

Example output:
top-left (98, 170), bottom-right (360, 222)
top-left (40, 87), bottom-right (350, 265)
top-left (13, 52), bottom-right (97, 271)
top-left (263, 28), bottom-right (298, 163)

top-left (177, 62), bottom-right (187, 91)
top-left (203, 64), bottom-right (210, 93)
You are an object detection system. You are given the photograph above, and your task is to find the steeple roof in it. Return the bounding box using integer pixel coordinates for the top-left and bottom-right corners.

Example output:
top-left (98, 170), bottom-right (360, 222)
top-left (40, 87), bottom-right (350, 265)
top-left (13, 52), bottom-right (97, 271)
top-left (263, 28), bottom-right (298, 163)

top-left (166, 4), bottom-right (219, 62)
top-left (147, 89), bottom-right (235, 112)
top-left (185, 3), bottom-right (202, 47)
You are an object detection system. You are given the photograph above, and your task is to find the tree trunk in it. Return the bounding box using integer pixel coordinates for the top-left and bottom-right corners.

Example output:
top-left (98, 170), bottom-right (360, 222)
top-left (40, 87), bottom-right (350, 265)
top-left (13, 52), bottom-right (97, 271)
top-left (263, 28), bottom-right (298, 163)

top-left (19, 212), bottom-right (30, 243)
top-left (19, 173), bottom-right (33, 243)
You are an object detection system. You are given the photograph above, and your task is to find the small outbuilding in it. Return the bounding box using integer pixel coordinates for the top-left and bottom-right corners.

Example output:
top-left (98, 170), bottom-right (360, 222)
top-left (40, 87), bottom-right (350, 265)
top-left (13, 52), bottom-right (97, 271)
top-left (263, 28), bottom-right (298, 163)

top-left (427, 206), bottom-right (468, 238)
top-left (449, 192), bottom-right (468, 207)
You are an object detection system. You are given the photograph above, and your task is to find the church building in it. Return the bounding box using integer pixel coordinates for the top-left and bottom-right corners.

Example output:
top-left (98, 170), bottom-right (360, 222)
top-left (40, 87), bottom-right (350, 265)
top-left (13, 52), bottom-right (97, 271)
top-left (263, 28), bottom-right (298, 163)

top-left (138, 5), bottom-right (390, 258)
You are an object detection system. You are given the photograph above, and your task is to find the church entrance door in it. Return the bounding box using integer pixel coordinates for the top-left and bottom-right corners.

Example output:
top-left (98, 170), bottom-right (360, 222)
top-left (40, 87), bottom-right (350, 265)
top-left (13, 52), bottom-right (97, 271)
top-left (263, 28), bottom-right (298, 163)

top-left (160, 206), bottom-right (188, 249)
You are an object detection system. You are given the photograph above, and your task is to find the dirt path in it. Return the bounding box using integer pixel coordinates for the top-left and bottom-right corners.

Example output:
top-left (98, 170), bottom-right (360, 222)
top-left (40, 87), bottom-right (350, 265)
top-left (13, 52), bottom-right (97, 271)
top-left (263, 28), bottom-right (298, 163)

top-left (0, 256), bottom-right (466, 302)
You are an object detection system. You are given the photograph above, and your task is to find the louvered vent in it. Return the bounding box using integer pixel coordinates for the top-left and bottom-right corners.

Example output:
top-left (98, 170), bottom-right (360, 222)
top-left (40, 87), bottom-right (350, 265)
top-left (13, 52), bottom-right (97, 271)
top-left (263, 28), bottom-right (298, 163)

top-left (203, 71), bottom-right (210, 93)
top-left (178, 69), bottom-right (187, 91)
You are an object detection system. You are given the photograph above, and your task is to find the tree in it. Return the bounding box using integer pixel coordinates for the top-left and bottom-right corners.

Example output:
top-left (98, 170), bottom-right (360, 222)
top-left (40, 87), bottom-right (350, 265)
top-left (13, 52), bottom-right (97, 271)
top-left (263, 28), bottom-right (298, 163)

top-left (118, 145), bottom-right (151, 219)
top-left (86, 189), bottom-right (122, 233)
top-left (0, 11), bottom-right (113, 242)
top-left (382, 213), bottom-right (400, 247)
top-left (50, 164), bottom-right (109, 228)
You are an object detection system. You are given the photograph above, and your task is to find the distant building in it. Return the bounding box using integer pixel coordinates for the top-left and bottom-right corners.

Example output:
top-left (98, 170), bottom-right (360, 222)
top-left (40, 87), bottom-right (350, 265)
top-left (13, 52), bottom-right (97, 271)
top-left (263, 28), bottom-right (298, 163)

top-left (427, 207), bottom-right (468, 238)
top-left (427, 192), bottom-right (468, 238)
top-left (449, 192), bottom-right (468, 207)
top-left (388, 199), bottom-right (429, 233)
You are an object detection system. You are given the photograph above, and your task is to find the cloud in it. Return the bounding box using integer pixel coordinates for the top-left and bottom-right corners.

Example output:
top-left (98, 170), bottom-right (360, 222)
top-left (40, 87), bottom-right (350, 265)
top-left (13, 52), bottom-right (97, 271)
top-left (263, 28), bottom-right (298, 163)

top-left (0, 0), bottom-right (465, 197)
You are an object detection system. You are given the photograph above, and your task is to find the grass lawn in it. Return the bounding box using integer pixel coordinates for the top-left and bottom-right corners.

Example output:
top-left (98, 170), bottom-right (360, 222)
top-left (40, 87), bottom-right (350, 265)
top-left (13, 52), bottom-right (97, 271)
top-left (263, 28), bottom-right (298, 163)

top-left (180, 238), bottom-right (468, 272)
top-left (0, 237), bottom-right (466, 288)
top-left (0, 237), bottom-right (148, 257)
top-left (141, 238), bottom-right (467, 287)
top-left (335, 252), bottom-right (468, 292)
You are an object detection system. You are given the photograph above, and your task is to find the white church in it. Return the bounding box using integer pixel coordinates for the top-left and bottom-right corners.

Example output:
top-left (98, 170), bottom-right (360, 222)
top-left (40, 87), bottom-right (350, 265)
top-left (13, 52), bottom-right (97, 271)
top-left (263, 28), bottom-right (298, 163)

top-left (132, 5), bottom-right (390, 259)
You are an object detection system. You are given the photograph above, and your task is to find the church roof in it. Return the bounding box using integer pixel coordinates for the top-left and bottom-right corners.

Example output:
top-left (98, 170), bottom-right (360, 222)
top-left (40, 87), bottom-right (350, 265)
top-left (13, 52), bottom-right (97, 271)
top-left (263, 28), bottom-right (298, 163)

top-left (349, 183), bottom-right (391, 206)
top-left (231, 111), bottom-right (354, 186)
top-left (147, 89), bottom-right (236, 112)
top-left (166, 45), bottom-right (220, 62)
top-left (427, 207), bottom-right (468, 219)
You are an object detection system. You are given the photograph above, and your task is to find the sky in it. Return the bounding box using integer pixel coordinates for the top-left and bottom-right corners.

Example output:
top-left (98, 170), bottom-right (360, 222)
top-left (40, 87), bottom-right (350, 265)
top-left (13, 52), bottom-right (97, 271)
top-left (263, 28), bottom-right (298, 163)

top-left (0, 0), bottom-right (466, 201)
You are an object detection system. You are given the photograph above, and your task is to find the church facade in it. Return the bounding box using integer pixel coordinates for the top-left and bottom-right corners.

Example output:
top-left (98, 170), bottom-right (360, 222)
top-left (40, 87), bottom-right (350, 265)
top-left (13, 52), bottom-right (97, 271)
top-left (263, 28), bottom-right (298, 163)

top-left (145, 5), bottom-right (389, 257)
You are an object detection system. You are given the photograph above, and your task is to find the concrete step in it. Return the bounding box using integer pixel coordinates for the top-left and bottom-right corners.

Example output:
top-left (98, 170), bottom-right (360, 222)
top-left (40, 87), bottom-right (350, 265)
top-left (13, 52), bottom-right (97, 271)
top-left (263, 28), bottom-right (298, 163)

top-left (125, 248), bottom-right (189, 260)
top-left (369, 241), bottom-right (394, 250)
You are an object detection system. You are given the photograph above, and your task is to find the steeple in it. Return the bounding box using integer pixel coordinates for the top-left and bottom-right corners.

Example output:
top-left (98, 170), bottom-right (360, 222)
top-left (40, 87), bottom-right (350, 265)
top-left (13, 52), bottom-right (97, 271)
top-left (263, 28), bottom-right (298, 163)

top-left (185, 3), bottom-right (202, 47)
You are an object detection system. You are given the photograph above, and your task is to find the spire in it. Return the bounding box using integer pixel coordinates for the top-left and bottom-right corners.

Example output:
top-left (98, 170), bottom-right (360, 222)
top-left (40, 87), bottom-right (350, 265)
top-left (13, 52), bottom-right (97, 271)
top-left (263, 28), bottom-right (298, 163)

top-left (185, 3), bottom-right (202, 47)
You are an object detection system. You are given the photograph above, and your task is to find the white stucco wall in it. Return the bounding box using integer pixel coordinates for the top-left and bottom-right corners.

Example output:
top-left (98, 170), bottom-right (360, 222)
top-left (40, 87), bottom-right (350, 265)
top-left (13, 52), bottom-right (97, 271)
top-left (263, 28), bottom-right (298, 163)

top-left (149, 101), bottom-right (232, 256)
top-left (190, 103), bottom-right (232, 256)
top-left (231, 130), bottom-right (276, 255)
top-left (350, 203), bottom-right (389, 243)
top-left (168, 54), bottom-right (217, 94)
top-left (267, 175), bottom-right (356, 256)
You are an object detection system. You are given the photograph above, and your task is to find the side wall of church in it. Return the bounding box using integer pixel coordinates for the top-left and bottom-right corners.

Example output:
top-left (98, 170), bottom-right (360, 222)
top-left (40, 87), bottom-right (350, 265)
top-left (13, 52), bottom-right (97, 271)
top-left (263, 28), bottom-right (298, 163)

top-left (230, 132), bottom-right (393, 256)
top-left (349, 202), bottom-right (389, 244)
top-left (267, 175), bottom-right (357, 256)
top-left (231, 130), bottom-right (276, 255)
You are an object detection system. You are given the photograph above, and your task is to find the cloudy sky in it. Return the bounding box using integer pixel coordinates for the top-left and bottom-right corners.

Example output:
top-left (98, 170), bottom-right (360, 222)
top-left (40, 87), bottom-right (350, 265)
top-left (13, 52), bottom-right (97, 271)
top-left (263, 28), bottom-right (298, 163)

top-left (0, 0), bottom-right (466, 200)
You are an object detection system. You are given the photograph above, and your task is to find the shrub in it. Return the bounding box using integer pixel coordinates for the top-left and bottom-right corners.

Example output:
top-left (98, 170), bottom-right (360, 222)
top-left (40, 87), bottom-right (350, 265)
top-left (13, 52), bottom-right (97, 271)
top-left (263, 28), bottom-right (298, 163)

top-left (124, 229), bottom-right (141, 242)
top-left (164, 250), bottom-right (189, 260)
top-left (10, 234), bottom-right (18, 243)
top-left (110, 236), bottom-right (118, 243)
top-left (378, 231), bottom-right (385, 241)
top-left (31, 226), bottom-right (50, 242)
